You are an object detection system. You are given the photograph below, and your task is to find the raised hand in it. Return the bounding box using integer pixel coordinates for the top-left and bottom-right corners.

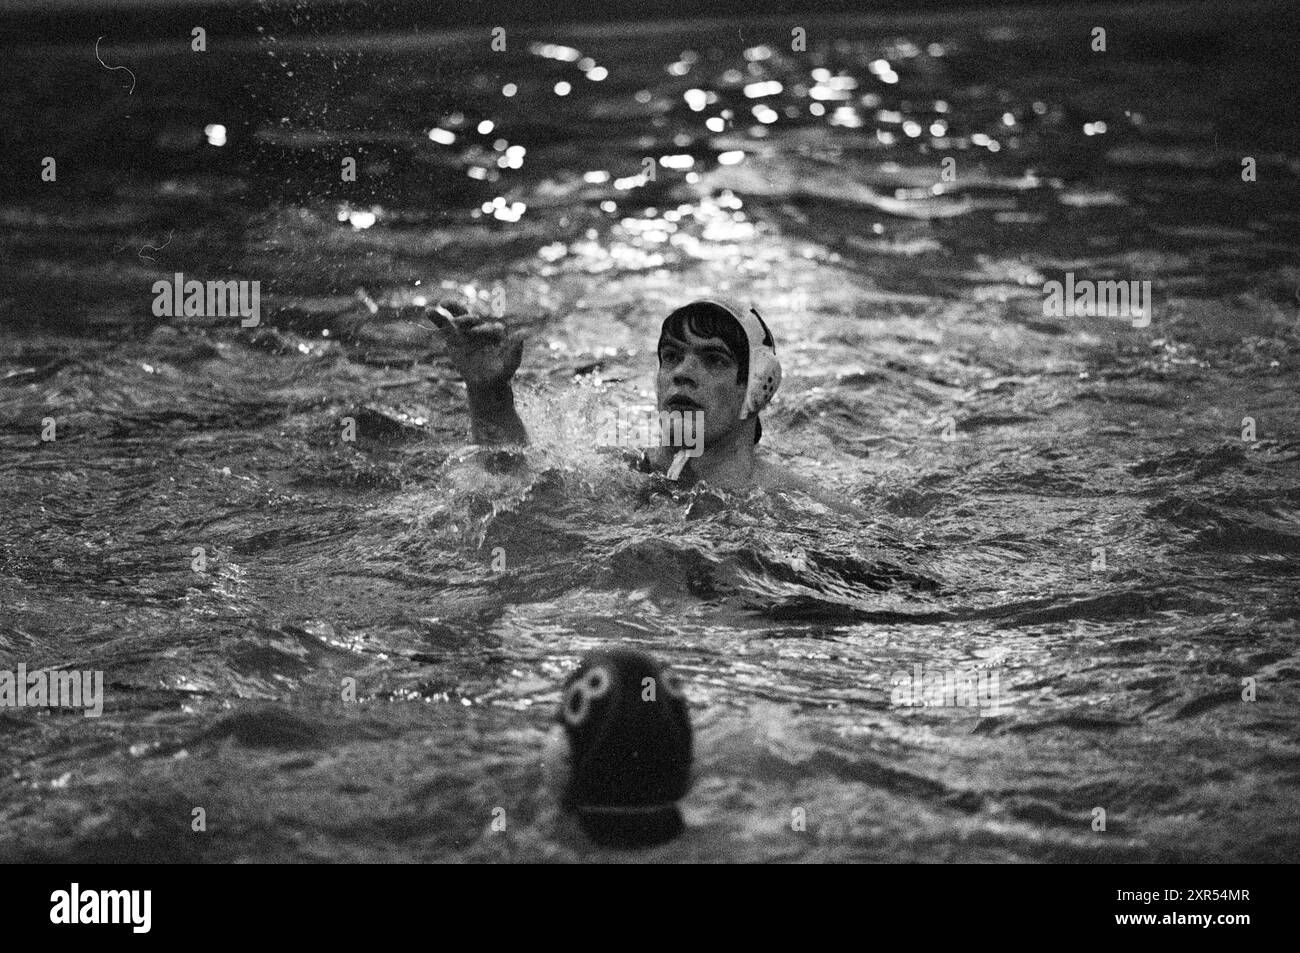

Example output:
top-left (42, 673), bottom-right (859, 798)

top-left (426, 299), bottom-right (525, 390)
top-left (424, 299), bottom-right (528, 445)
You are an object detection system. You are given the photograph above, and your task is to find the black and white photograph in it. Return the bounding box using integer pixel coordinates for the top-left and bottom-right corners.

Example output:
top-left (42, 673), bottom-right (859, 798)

top-left (0, 0), bottom-right (1296, 901)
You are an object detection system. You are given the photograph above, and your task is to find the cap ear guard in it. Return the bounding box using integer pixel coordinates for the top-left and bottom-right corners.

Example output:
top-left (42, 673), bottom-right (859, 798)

top-left (741, 346), bottom-right (781, 419)
top-left (733, 304), bottom-right (781, 420)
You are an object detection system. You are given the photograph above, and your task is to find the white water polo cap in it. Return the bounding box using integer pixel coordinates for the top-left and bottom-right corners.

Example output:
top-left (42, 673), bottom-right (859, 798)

top-left (690, 297), bottom-right (782, 419)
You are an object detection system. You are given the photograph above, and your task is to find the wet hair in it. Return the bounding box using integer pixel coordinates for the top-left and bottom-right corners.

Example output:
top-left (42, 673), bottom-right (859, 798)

top-left (658, 302), bottom-right (750, 384)
top-left (657, 301), bottom-right (772, 443)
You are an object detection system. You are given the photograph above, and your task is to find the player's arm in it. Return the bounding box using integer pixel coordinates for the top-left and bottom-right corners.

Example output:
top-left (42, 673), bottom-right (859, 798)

top-left (426, 300), bottom-right (529, 446)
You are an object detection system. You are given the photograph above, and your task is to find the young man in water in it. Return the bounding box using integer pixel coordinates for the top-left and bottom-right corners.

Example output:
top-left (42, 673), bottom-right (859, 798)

top-left (428, 297), bottom-right (813, 493)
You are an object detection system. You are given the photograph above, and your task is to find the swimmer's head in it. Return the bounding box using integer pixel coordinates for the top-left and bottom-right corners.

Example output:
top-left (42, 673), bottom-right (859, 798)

top-left (545, 648), bottom-right (693, 846)
top-left (656, 298), bottom-right (781, 448)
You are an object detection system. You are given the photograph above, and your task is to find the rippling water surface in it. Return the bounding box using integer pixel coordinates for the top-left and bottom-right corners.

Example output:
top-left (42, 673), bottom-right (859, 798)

top-left (2, 1), bottom-right (1299, 861)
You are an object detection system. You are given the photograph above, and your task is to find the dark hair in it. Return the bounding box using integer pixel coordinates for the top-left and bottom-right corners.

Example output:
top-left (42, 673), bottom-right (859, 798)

top-left (658, 302), bottom-right (749, 384)
top-left (658, 301), bottom-right (767, 444)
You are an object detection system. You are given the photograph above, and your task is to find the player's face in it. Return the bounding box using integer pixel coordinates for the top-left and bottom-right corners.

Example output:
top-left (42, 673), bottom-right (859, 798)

top-left (656, 326), bottom-right (747, 446)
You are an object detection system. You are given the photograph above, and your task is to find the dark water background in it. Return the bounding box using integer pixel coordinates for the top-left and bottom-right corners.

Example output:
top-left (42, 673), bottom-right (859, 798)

top-left (2, 0), bottom-right (1299, 861)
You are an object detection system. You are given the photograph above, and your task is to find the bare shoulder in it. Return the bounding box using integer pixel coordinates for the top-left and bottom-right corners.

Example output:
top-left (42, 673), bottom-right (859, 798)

top-left (751, 455), bottom-right (808, 492)
top-left (752, 456), bottom-right (862, 514)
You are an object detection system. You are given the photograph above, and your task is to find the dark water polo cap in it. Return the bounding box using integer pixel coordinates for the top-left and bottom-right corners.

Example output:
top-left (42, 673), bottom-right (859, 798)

top-left (555, 647), bottom-right (693, 846)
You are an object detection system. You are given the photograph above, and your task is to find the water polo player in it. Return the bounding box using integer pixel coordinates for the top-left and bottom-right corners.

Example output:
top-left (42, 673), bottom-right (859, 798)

top-left (428, 296), bottom-right (816, 492)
